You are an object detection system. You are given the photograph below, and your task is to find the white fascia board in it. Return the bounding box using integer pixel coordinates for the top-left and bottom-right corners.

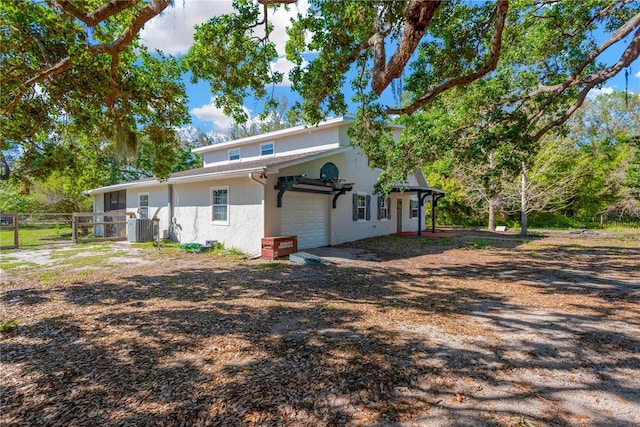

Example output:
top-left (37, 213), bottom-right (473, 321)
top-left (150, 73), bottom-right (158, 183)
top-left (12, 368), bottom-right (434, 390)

top-left (192, 116), bottom-right (355, 154)
top-left (85, 167), bottom-right (266, 195)
top-left (84, 180), bottom-right (161, 195)
top-left (168, 167), bottom-right (265, 184)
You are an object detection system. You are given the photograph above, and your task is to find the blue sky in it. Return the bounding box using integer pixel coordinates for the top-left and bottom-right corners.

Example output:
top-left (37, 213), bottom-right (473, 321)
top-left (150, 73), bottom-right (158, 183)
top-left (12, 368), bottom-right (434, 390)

top-left (139, 0), bottom-right (640, 136)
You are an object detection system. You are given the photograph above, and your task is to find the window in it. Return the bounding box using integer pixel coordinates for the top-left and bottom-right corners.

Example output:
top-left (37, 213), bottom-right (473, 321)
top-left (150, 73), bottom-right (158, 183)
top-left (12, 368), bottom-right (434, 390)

top-left (228, 148), bottom-right (240, 161)
top-left (352, 193), bottom-right (371, 221)
top-left (211, 187), bottom-right (229, 224)
top-left (260, 142), bottom-right (274, 156)
top-left (378, 196), bottom-right (391, 220)
top-left (410, 199), bottom-right (419, 219)
top-left (104, 190), bottom-right (126, 212)
top-left (357, 195), bottom-right (366, 220)
top-left (138, 193), bottom-right (149, 219)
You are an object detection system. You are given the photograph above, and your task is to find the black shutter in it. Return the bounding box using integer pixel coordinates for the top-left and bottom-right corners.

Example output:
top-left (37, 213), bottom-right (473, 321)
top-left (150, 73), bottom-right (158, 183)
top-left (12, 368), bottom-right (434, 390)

top-left (352, 193), bottom-right (358, 221)
top-left (377, 196), bottom-right (383, 220)
top-left (365, 195), bottom-right (371, 221)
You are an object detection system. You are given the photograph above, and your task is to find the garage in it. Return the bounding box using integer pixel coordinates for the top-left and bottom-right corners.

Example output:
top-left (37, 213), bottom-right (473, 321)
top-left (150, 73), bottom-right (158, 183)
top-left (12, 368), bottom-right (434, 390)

top-left (281, 192), bottom-right (329, 249)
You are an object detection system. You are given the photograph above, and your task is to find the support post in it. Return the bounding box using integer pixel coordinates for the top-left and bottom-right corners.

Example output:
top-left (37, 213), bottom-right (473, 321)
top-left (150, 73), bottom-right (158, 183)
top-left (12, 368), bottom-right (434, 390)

top-left (418, 191), bottom-right (432, 236)
top-left (417, 191), bottom-right (423, 236)
top-left (431, 194), bottom-right (442, 233)
top-left (13, 214), bottom-right (19, 248)
top-left (72, 213), bottom-right (78, 243)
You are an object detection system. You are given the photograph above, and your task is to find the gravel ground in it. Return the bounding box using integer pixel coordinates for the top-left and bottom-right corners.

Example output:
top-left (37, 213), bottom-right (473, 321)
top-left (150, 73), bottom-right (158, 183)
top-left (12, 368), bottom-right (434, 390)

top-left (1, 229), bottom-right (639, 426)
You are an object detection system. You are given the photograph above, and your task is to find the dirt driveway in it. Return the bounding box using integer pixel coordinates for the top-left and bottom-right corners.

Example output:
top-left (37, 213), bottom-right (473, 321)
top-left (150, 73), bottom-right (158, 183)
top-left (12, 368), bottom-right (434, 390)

top-left (1, 229), bottom-right (639, 426)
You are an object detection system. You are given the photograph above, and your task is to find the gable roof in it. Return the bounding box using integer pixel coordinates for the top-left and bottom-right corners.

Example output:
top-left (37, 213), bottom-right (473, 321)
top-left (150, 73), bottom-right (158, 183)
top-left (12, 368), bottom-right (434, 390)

top-left (84, 147), bottom-right (349, 195)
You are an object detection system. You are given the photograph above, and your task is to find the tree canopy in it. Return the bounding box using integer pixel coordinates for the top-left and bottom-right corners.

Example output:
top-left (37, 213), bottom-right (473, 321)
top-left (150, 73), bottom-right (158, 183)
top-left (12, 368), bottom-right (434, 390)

top-left (1, 0), bottom-right (189, 182)
top-left (421, 91), bottom-right (640, 229)
top-left (1, 0), bottom-right (639, 187)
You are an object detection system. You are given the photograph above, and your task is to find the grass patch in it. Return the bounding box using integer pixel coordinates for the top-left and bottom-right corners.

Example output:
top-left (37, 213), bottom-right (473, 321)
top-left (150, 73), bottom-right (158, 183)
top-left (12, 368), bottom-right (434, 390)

top-left (0, 223), bottom-right (73, 246)
top-left (131, 240), bottom-right (181, 248)
top-left (213, 246), bottom-right (244, 260)
top-left (47, 245), bottom-right (128, 268)
top-left (321, 303), bottom-right (337, 312)
top-left (471, 237), bottom-right (493, 249)
top-left (37, 270), bottom-right (58, 284)
top-left (174, 242), bottom-right (244, 259)
top-left (0, 259), bottom-right (40, 270)
top-left (0, 319), bottom-right (19, 333)
top-left (49, 244), bottom-right (112, 258)
top-left (420, 237), bottom-right (452, 246)
top-left (255, 262), bottom-right (288, 269)
top-left (133, 240), bottom-right (182, 255)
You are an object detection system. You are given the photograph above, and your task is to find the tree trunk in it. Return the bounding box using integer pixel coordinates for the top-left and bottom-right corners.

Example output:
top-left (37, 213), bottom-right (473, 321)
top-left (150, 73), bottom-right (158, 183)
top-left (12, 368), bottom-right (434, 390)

top-left (520, 162), bottom-right (528, 236)
top-left (488, 199), bottom-right (496, 231)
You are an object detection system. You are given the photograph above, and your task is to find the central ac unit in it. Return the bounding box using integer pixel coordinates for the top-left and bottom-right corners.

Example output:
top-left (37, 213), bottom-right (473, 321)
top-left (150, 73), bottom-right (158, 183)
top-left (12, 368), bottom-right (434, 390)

top-left (127, 218), bottom-right (154, 242)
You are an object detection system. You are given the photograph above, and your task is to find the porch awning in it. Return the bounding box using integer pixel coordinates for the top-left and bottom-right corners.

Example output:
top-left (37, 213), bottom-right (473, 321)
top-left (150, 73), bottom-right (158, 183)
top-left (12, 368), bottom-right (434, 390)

top-left (390, 185), bottom-right (446, 235)
top-left (390, 185), bottom-right (446, 196)
top-left (274, 175), bottom-right (354, 208)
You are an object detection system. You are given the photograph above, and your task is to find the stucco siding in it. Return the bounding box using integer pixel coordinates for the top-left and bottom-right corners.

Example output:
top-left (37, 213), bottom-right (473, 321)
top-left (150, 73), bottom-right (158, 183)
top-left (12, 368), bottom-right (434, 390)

top-left (203, 127), bottom-right (341, 167)
top-left (267, 146), bottom-right (427, 247)
top-left (326, 148), bottom-right (393, 245)
top-left (124, 185), bottom-right (170, 238)
top-left (172, 177), bottom-right (265, 255)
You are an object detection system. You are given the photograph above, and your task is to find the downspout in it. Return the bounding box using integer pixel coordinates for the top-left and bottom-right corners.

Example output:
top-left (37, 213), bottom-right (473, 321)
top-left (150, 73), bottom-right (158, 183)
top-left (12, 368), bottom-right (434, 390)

top-left (248, 171), bottom-right (266, 187)
top-left (249, 171), bottom-right (267, 246)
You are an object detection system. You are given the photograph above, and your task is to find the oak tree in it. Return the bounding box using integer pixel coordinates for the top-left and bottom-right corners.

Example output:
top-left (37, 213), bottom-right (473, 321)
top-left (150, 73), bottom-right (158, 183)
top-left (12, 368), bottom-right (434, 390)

top-left (2, 0), bottom-right (639, 187)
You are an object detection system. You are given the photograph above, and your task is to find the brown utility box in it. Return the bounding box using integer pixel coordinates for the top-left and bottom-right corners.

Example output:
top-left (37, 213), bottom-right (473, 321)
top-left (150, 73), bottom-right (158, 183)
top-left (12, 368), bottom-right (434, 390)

top-left (261, 236), bottom-right (298, 260)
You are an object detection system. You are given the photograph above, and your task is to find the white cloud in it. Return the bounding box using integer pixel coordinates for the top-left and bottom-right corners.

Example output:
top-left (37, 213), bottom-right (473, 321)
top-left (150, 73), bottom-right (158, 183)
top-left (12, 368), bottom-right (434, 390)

top-left (139, 0), bottom-right (234, 55)
top-left (270, 56), bottom-right (307, 86)
top-left (587, 86), bottom-right (614, 98)
top-left (140, 0), bottom-right (309, 56)
top-left (190, 100), bottom-right (250, 132)
top-left (265, 0), bottom-right (310, 56)
top-left (635, 70), bottom-right (640, 79)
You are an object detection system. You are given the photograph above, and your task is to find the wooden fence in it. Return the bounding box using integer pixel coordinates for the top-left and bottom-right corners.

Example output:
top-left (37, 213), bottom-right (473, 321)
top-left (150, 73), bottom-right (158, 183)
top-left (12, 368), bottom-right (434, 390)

top-left (0, 212), bottom-right (135, 249)
top-left (0, 213), bottom-right (19, 249)
top-left (71, 212), bottom-right (135, 243)
top-left (1, 213), bottom-right (76, 249)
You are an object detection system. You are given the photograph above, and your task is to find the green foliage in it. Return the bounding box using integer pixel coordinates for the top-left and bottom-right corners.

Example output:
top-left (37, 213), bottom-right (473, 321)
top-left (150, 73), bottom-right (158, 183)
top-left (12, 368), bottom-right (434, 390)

top-left (0, 181), bottom-right (38, 213)
top-left (421, 158), bottom-right (480, 226)
top-left (1, 0), bottom-right (190, 183)
top-left (185, 0), bottom-right (282, 124)
top-left (568, 93), bottom-right (640, 221)
top-left (0, 319), bottom-right (19, 333)
top-left (227, 96), bottom-right (301, 140)
top-left (424, 91), bottom-right (640, 228)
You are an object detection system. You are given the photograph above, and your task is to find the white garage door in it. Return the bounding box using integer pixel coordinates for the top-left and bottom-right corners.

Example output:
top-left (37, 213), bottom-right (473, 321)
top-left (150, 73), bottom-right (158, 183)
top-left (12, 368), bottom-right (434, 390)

top-left (281, 193), bottom-right (329, 249)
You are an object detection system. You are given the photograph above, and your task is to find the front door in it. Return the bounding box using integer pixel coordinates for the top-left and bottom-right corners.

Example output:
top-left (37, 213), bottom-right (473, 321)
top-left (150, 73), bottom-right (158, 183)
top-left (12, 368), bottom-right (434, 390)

top-left (396, 199), bottom-right (402, 233)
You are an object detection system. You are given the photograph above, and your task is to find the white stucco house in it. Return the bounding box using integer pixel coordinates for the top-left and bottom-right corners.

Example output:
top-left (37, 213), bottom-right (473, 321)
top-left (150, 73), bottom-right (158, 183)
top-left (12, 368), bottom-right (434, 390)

top-left (85, 117), bottom-right (445, 256)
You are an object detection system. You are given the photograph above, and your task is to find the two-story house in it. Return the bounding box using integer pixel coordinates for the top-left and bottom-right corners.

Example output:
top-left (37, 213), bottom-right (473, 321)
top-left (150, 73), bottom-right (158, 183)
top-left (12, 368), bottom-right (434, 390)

top-left (85, 117), bottom-right (444, 255)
